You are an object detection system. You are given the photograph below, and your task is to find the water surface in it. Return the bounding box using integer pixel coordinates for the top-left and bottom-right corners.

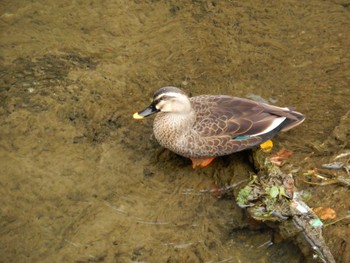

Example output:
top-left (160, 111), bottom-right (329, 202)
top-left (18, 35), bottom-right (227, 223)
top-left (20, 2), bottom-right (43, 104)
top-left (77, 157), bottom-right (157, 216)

top-left (1, 1), bottom-right (349, 262)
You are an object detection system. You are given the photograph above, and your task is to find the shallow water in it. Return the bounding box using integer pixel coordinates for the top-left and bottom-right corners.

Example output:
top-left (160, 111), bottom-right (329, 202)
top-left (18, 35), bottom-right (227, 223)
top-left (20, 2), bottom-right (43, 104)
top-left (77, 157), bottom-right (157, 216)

top-left (1, 1), bottom-right (350, 262)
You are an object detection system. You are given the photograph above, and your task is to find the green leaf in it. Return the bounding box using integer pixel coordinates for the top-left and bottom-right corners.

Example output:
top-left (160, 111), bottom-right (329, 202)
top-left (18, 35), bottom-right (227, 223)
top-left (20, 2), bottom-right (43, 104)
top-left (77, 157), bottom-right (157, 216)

top-left (279, 187), bottom-right (287, 198)
top-left (269, 186), bottom-right (279, 198)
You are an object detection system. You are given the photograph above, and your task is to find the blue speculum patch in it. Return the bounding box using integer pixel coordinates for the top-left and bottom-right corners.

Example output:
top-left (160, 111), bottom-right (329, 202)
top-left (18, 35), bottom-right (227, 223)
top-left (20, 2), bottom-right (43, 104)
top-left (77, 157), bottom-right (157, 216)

top-left (234, 135), bottom-right (251, 140)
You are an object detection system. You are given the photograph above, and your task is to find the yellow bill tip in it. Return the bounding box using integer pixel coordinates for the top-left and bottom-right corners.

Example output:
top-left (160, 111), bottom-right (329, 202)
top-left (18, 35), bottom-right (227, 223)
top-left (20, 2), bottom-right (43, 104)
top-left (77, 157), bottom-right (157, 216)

top-left (260, 140), bottom-right (273, 153)
top-left (133, 112), bottom-right (144, 120)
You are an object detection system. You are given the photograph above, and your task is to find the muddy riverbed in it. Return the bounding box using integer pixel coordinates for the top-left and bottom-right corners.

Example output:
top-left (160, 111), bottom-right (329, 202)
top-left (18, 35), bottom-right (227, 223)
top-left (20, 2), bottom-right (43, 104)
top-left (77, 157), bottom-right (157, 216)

top-left (1, 1), bottom-right (349, 262)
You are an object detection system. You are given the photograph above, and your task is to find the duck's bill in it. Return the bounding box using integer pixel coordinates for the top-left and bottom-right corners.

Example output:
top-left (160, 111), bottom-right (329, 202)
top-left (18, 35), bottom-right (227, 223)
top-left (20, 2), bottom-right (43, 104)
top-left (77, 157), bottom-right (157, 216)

top-left (133, 104), bottom-right (159, 120)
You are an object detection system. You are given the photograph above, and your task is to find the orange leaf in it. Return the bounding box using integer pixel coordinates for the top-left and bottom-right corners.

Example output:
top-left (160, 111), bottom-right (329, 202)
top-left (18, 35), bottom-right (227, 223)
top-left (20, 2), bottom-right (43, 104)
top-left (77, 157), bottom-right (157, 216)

top-left (312, 207), bottom-right (337, 220)
top-left (270, 149), bottom-right (293, 166)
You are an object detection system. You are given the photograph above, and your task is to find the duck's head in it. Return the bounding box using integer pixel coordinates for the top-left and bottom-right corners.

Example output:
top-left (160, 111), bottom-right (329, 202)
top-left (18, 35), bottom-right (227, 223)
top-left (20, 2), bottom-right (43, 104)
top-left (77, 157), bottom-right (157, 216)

top-left (133, 87), bottom-right (191, 119)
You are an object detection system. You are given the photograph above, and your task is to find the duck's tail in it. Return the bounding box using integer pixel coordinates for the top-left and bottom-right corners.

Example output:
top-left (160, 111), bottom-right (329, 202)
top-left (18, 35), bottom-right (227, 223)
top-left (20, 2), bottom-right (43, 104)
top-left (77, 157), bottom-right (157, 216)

top-left (280, 110), bottom-right (305, 132)
top-left (256, 109), bottom-right (305, 144)
top-left (261, 103), bottom-right (305, 132)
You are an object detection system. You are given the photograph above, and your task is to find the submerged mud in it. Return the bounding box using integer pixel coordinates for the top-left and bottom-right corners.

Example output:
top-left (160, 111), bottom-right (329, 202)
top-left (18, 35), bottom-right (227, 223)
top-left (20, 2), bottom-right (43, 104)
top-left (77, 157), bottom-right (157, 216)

top-left (1, 1), bottom-right (349, 262)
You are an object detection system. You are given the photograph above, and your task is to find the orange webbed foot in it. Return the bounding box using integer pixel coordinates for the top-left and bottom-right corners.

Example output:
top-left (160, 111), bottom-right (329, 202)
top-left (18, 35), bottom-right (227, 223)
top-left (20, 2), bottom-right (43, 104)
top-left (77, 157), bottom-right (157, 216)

top-left (260, 140), bottom-right (274, 153)
top-left (190, 157), bottom-right (215, 169)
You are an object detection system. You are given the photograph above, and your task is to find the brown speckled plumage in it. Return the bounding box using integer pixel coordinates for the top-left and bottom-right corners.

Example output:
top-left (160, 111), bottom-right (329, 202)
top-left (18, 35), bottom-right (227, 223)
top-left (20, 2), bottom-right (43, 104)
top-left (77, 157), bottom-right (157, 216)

top-left (136, 87), bottom-right (305, 159)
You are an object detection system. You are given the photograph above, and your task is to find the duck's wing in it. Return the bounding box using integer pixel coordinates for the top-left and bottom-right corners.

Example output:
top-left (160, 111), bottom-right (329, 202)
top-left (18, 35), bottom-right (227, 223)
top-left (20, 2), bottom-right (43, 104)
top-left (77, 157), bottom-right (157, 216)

top-left (191, 95), bottom-right (304, 139)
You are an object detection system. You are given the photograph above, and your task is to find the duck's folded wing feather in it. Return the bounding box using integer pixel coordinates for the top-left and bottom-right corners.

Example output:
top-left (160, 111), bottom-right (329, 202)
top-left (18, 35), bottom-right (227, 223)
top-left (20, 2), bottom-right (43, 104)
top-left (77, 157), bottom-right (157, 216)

top-left (191, 95), bottom-right (302, 138)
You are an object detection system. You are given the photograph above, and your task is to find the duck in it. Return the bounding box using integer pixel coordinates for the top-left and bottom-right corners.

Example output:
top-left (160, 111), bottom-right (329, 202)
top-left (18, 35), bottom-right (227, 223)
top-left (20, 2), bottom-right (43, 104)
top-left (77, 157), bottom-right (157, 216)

top-left (133, 87), bottom-right (305, 168)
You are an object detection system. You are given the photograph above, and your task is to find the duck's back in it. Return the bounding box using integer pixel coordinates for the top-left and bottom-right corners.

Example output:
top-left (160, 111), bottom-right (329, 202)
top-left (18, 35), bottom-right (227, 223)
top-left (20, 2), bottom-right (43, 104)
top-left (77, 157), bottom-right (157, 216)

top-left (184, 95), bottom-right (304, 158)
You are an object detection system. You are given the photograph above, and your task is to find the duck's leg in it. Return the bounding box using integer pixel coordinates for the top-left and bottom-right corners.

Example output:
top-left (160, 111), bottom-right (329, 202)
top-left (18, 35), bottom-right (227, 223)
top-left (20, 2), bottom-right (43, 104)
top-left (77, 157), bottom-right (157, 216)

top-left (190, 157), bottom-right (215, 168)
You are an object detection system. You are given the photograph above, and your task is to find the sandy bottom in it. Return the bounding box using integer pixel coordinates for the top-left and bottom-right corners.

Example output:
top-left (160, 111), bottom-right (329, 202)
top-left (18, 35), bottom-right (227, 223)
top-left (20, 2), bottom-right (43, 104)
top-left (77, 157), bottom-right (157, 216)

top-left (1, 1), bottom-right (349, 262)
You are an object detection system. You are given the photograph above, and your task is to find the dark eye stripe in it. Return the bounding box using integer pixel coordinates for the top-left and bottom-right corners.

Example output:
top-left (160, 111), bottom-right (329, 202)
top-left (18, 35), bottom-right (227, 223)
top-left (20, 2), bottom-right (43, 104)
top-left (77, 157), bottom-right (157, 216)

top-left (160, 95), bottom-right (171, 100)
top-left (153, 95), bottom-right (174, 103)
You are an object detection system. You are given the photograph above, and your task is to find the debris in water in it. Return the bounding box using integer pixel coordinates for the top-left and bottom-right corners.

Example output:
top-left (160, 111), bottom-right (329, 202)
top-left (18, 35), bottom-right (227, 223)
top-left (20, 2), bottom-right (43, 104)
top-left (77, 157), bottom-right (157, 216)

top-left (309, 218), bottom-right (324, 228)
top-left (237, 149), bottom-right (337, 263)
top-left (312, 207), bottom-right (337, 220)
top-left (334, 150), bottom-right (350, 160)
top-left (269, 148), bottom-right (293, 166)
top-left (321, 162), bottom-right (345, 169)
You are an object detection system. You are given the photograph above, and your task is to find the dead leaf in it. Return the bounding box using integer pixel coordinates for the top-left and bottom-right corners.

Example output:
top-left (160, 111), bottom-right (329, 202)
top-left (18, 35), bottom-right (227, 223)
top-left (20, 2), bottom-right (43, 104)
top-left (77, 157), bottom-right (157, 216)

top-left (270, 149), bottom-right (293, 166)
top-left (312, 207), bottom-right (337, 220)
top-left (283, 177), bottom-right (295, 198)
